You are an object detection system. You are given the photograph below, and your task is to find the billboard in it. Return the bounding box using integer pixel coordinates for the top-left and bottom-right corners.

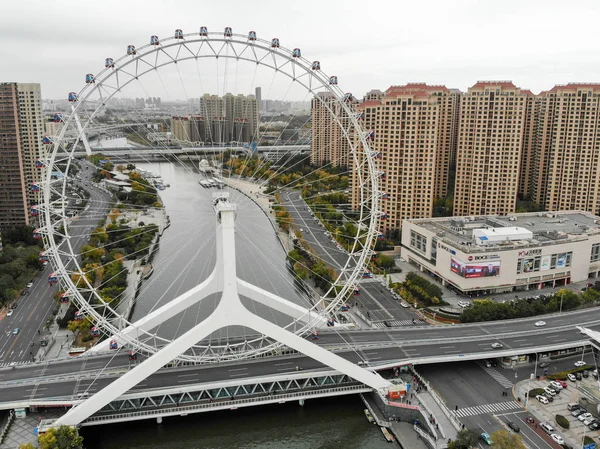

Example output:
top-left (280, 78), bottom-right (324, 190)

top-left (556, 253), bottom-right (568, 269)
top-left (451, 257), bottom-right (500, 278)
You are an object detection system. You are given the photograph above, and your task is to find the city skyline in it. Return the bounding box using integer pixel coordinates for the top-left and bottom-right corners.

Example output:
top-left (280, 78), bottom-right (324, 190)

top-left (3, 0), bottom-right (600, 101)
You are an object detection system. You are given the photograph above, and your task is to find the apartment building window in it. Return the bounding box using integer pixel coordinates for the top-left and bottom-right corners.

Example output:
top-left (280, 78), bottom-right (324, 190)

top-left (591, 243), bottom-right (600, 262)
top-left (410, 230), bottom-right (427, 254)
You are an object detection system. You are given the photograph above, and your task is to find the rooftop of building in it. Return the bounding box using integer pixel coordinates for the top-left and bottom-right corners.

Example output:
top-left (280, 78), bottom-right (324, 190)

top-left (407, 210), bottom-right (600, 252)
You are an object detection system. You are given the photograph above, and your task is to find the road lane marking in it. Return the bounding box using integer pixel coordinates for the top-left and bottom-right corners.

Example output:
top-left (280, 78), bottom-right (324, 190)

top-left (229, 373), bottom-right (249, 378)
top-left (177, 373), bottom-right (199, 377)
top-left (228, 367), bottom-right (248, 372)
top-left (274, 362), bottom-right (293, 366)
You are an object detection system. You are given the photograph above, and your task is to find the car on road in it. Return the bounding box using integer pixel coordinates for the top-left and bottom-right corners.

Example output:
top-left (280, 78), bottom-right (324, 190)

top-left (507, 421), bottom-right (520, 433)
top-left (551, 434), bottom-right (564, 445)
top-left (26, 281), bottom-right (33, 288)
top-left (480, 432), bottom-right (492, 445)
top-left (536, 395), bottom-right (549, 404)
top-left (457, 301), bottom-right (470, 308)
top-left (400, 302), bottom-right (410, 308)
top-left (12, 328), bottom-right (19, 335)
top-left (578, 413), bottom-right (593, 422)
top-left (535, 320), bottom-right (546, 327)
top-left (539, 362), bottom-right (550, 368)
top-left (491, 343), bottom-right (503, 349)
top-left (574, 360), bottom-right (586, 367)
top-left (568, 373), bottom-right (577, 382)
top-left (6, 309), bottom-right (13, 317)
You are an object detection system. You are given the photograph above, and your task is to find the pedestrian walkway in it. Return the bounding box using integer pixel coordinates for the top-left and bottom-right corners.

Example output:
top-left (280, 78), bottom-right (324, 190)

top-left (453, 401), bottom-right (522, 418)
top-left (416, 389), bottom-right (459, 442)
top-left (476, 361), bottom-right (515, 388)
top-left (373, 320), bottom-right (415, 328)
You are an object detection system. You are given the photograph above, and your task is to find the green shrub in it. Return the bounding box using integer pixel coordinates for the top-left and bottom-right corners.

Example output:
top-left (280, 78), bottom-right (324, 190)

top-left (547, 366), bottom-right (592, 380)
top-left (555, 414), bottom-right (569, 429)
top-left (584, 436), bottom-right (596, 445)
top-left (527, 388), bottom-right (545, 398)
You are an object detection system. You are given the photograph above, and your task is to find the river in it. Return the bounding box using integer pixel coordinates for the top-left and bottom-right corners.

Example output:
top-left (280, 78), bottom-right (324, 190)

top-left (79, 160), bottom-right (394, 448)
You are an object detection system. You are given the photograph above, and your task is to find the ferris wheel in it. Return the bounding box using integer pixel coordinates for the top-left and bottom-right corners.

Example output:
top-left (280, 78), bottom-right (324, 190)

top-left (38, 27), bottom-right (380, 364)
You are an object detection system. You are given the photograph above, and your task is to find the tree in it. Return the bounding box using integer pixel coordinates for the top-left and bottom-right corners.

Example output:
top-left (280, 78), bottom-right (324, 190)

top-left (19, 444), bottom-right (36, 449)
top-left (490, 430), bottom-right (527, 449)
top-left (448, 429), bottom-right (479, 449)
top-left (38, 425), bottom-right (84, 449)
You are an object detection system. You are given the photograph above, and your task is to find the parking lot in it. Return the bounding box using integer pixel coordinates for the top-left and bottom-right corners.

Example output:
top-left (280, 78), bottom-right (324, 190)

top-left (517, 369), bottom-right (600, 447)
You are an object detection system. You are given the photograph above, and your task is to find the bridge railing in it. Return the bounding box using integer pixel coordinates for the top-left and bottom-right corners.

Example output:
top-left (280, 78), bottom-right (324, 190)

top-left (84, 384), bottom-right (370, 425)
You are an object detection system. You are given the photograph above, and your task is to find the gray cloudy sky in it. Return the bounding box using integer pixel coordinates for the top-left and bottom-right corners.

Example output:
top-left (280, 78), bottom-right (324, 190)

top-left (3, 0), bottom-right (600, 100)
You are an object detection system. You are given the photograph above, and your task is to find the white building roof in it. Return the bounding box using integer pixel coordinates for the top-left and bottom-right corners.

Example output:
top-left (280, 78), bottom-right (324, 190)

top-left (473, 227), bottom-right (533, 245)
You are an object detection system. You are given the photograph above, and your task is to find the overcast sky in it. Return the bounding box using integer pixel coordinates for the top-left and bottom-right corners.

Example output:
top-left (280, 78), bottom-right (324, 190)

top-left (3, 0), bottom-right (600, 100)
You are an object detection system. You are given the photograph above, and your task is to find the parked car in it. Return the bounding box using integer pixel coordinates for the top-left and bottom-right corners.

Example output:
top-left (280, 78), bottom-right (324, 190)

top-left (550, 381), bottom-right (563, 390)
top-left (590, 422), bottom-right (600, 431)
top-left (583, 370), bottom-right (590, 378)
top-left (551, 434), bottom-right (564, 445)
top-left (572, 409), bottom-right (585, 417)
top-left (583, 417), bottom-right (597, 426)
top-left (536, 395), bottom-right (549, 404)
top-left (507, 421), bottom-right (520, 433)
top-left (578, 413), bottom-right (593, 422)
top-left (568, 373), bottom-right (577, 382)
top-left (558, 380), bottom-right (567, 388)
top-left (576, 372), bottom-right (583, 380)
top-left (543, 394), bottom-right (554, 402)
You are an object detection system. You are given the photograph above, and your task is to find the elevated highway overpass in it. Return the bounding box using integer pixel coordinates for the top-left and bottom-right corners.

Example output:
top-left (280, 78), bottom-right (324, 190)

top-left (1, 307), bottom-right (598, 421)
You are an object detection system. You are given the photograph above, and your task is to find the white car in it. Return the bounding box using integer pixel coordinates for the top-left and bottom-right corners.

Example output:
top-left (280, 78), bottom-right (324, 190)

top-left (574, 360), bottom-right (586, 367)
top-left (6, 309), bottom-right (13, 317)
top-left (551, 434), bottom-right (564, 445)
top-left (458, 301), bottom-right (470, 308)
top-left (578, 413), bottom-right (593, 422)
top-left (568, 373), bottom-right (577, 382)
top-left (26, 282), bottom-right (33, 288)
top-left (550, 381), bottom-right (563, 390)
top-left (491, 343), bottom-right (503, 349)
top-left (534, 321), bottom-right (546, 327)
top-left (536, 395), bottom-right (549, 404)
top-left (400, 302), bottom-right (410, 308)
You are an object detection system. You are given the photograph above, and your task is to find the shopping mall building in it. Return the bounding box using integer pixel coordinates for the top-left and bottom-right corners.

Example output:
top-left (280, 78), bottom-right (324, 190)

top-left (401, 211), bottom-right (600, 296)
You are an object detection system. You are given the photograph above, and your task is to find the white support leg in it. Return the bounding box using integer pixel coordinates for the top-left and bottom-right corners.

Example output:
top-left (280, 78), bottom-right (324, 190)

top-left (88, 269), bottom-right (219, 353)
top-left (55, 312), bottom-right (224, 426)
top-left (237, 279), bottom-right (327, 328)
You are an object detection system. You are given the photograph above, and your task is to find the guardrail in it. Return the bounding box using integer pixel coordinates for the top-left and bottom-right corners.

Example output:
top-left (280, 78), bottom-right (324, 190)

top-left (0, 410), bottom-right (14, 445)
top-left (413, 368), bottom-right (462, 433)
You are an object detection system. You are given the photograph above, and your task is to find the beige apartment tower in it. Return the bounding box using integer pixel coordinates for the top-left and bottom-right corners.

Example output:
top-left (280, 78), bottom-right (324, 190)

top-left (310, 92), bottom-right (355, 168)
top-left (454, 81), bottom-right (533, 217)
top-left (0, 82), bottom-right (44, 232)
top-left (350, 84), bottom-right (460, 233)
top-left (530, 84), bottom-right (600, 214)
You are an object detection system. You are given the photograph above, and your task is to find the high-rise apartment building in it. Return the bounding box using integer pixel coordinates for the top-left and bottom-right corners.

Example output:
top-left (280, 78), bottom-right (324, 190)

top-left (310, 92), bottom-right (355, 168)
top-left (348, 84), bottom-right (460, 233)
top-left (171, 93), bottom-right (258, 145)
top-left (0, 82), bottom-right (44, 232)
top-left (454, 81), bottom-right (533, 217)
top-left (528, 84), bottom-right (600, 214)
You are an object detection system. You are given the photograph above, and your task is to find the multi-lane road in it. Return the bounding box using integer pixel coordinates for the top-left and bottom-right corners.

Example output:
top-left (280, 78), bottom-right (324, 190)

top-left (0, 161), bottom-right (111, 365)
top-left (0, 305), bottom-right (597, 405)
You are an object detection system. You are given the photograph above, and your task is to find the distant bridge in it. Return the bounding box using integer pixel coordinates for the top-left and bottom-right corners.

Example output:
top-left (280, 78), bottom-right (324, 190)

top-left (75, 145), bottom-right (310, 162)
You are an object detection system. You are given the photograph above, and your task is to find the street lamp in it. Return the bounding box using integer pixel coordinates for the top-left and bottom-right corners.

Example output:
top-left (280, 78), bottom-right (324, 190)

top-left (525, 352), bottom-right (539, 409)
top-left (560, 292), bottom-right (564, 314)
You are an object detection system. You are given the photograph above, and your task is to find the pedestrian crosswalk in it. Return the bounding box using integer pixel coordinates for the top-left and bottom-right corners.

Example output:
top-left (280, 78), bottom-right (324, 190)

top-left (453, 401), bottom-right (522, 418)
top-left (0, 360), bottom-right (30, 368)
top-left (477, 361), bottom-right (514, 388)
top-left (373, 320), bottom-right (415, 328)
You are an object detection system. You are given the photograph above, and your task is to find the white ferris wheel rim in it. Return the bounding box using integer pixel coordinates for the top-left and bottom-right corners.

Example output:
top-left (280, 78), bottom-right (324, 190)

top-left (41, 29), bottom-right (380, 363)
